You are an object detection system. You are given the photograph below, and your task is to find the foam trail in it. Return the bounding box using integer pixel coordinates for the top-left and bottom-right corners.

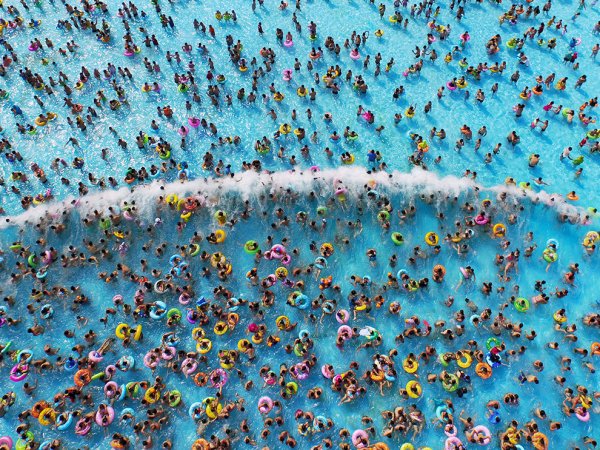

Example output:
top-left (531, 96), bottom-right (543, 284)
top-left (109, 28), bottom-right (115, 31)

top-left (0, 167), bottom-right (584, 229)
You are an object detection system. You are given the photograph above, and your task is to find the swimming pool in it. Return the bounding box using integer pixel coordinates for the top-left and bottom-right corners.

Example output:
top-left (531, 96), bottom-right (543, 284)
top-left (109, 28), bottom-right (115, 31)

top-left (0, 167), bottom-right (598, 449)
top-left (0, 1), bottom-right (599, 449)
top-left (0, 0), bottom-right (598, 216)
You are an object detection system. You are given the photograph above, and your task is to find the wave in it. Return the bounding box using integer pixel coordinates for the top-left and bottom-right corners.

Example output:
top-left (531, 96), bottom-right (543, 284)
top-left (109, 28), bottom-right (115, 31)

top-left (0, 167), bottom-right (585, 229)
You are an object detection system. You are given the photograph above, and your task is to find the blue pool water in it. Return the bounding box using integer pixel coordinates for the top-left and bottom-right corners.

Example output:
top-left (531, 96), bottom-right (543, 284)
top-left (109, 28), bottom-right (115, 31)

top-left (0, 0), bottom-right (599, 449)
top-left (1, 169), bottom-right (599, 449)
top-left (0, 0), bottom-right (599, 214)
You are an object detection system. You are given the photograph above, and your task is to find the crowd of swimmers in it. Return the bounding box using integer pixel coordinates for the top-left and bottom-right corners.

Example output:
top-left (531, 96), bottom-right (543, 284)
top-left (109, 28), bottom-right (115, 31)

top-left (0, 0), bottom-right (599, 449)
top-left (0, 0), bottom-right (598, 214)
top-left (1, 167), bottom-right (600, 449)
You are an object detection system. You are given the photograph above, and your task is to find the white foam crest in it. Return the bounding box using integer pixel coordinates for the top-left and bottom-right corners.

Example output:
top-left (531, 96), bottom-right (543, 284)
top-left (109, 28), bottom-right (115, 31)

top-left (0, 167), bottom-right (584, 229)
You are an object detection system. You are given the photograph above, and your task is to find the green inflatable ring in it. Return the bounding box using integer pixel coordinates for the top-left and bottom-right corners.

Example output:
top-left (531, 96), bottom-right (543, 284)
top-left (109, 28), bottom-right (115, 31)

top-left (486, 337), bottom-right (502, 350)
top-left (514, 297), bottom-right (529, 313)
top-left (391, 232), bottom-right (404, 245)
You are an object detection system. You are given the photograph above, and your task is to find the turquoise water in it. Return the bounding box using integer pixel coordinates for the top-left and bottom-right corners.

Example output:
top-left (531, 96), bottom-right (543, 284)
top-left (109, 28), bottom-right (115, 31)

top-left (1, 0), bottom-right (599, 449)
top-left (0, 0), bottom-right (598, 214)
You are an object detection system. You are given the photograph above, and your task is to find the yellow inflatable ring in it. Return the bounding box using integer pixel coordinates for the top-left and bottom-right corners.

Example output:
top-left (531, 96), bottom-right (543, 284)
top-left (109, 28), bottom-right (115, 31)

top-left (115, 323), bottom-right (130, 339)
top-left (205, 401), bottom-right (223, 419)
top-left (220, 360), bottom-right (234, 370)
top-left (191, 327), bottom-right (206, 341)
top-left (403, 357), bottom-right (419, 374)
top-left (553, 312), bottom-right (567, 324)
top-left (144, 387), bottom-right (161, 404)
top-left (196, 339), bottom-right (213, 354)
top-left (213, 321), bottom-right (228, 335)
top-left (38, 407), bottom-right (56, 426)
top-left (342, 154), bottom-right (355, 165)
top-left (238, 339), bottom-right (251, 352)
top-left (275, 267), bottom-right (288, 278)
top-left (165, 194), bottom-right (179, 205)
top-left (456, 351), bottom-right (472, 368)
top-left (133, 324), bottom-right (143, 341)
top-left (227, 312), bottom-right (239, 326)
top-left (406, 380), bottom-right (422, 398)
top-left (425, 232), bottom-right (439, 246)
top-left (276, 316), bottom-right (291, 330)
top-left (492, 223), bottom-right (506, 237)
top-left (215, 229), bottom-right (226, 243)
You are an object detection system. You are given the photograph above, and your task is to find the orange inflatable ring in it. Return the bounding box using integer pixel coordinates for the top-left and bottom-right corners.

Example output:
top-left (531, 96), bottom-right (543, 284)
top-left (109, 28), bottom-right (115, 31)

top-left (532, 432), bottom-right (549, 450)
top-left (194, 372), bottom-right (208, 387)
top-left (74, 369), bottom-right (92, 387)
top-left (370, 370), bottom-right (385, 382)
top-left (31, 400), bottom-right (50, 418)
top-left (372, 443), bottom-right (390, 450)
top-left (433, 264), bottom-right (446, 276)
top-left (591, 342), bottom-right (600, 356)
top-left (192, 439), bottom-right (211, 450)
top-left (475, 362), bottom-right (492, 379)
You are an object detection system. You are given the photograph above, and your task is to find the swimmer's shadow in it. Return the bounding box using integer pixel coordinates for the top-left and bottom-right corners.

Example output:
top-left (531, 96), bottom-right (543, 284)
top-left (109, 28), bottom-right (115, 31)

top-left (532, 133), bottom-right (552, 144)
